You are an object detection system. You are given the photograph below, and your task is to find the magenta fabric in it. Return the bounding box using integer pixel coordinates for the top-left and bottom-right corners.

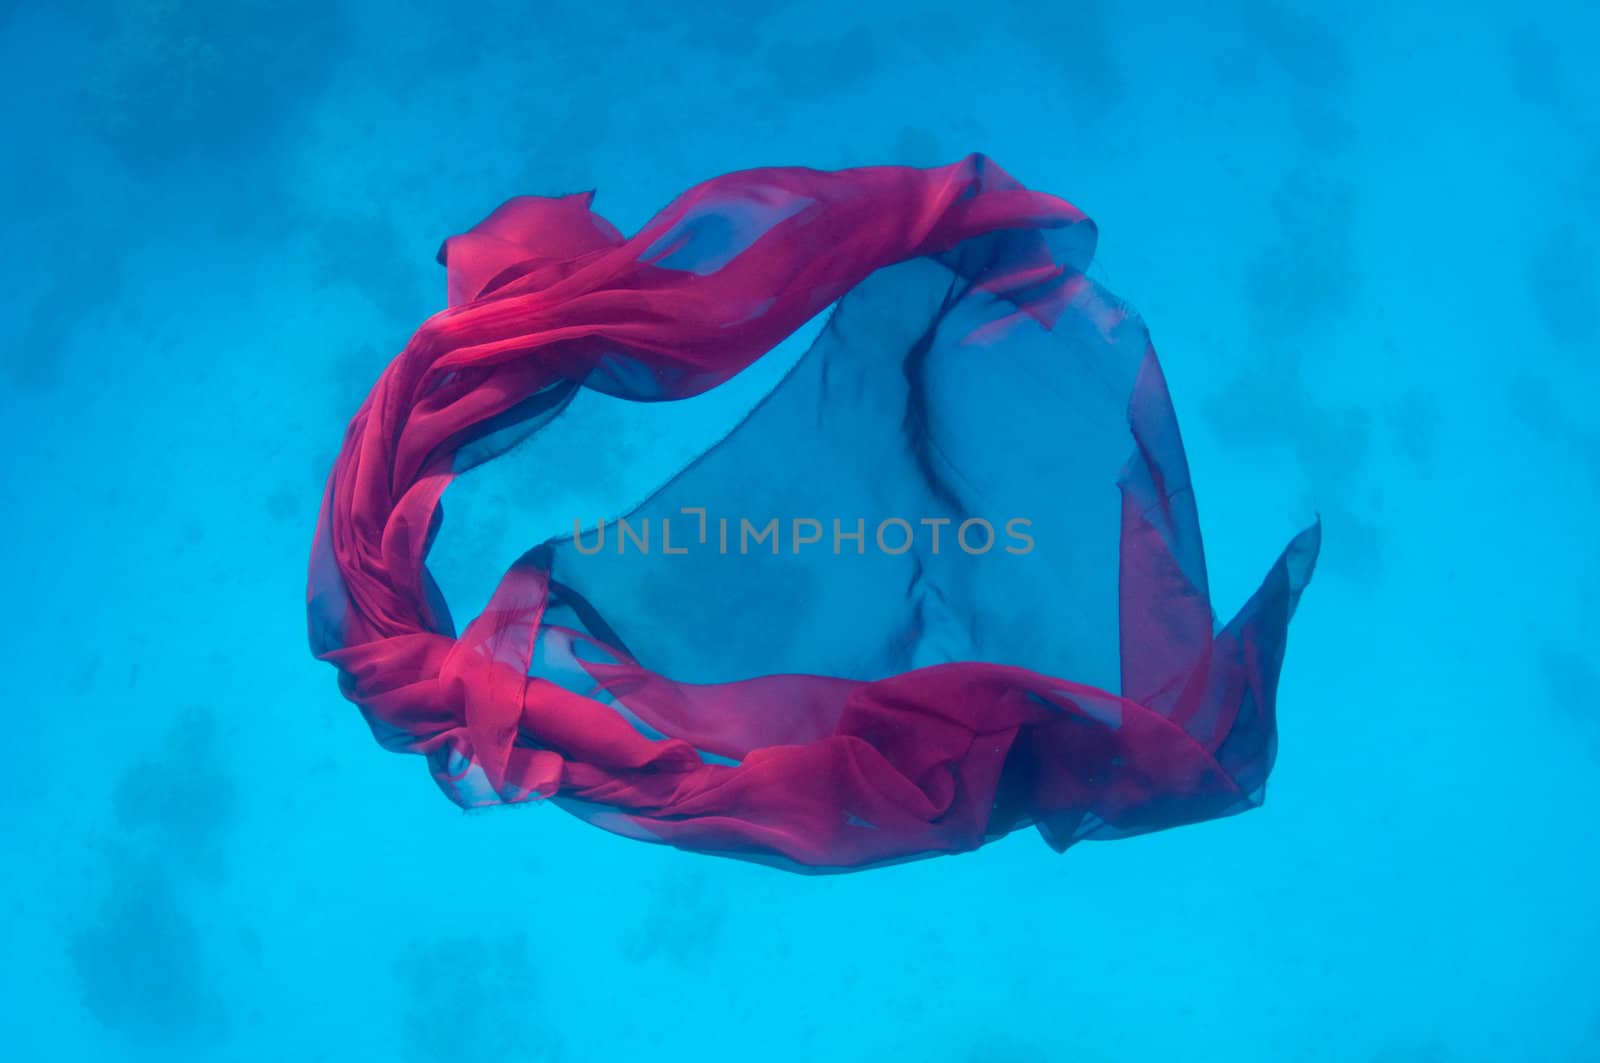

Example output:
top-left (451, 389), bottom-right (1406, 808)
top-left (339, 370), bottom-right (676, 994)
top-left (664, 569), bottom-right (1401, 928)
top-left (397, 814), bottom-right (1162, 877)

top-left (306, 155), bottom-right (1319, 873)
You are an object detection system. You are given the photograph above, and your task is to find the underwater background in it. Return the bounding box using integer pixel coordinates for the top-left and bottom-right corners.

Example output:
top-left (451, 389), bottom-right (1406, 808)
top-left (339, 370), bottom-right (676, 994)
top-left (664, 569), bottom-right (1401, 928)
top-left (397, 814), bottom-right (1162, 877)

top-left (2, 1), bottom-right (1596, 1060)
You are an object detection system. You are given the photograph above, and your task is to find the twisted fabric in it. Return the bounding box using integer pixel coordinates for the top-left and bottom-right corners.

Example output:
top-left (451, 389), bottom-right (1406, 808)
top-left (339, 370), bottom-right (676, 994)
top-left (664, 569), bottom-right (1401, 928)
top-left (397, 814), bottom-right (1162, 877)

top-left (307, 155), bottom-right (1319, 872)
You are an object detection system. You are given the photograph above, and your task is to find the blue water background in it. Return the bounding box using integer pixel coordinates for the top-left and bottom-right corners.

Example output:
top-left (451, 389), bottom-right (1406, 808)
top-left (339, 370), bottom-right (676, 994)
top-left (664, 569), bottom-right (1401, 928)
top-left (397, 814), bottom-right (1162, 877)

top-left (2, 3), bottom-right (1596, 1060)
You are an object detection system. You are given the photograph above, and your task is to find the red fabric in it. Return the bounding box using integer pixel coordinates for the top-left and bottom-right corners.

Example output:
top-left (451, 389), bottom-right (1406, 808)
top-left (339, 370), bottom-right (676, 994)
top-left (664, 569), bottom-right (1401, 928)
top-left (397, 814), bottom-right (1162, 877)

top-left (307, 156), bottom-right (1318, 872)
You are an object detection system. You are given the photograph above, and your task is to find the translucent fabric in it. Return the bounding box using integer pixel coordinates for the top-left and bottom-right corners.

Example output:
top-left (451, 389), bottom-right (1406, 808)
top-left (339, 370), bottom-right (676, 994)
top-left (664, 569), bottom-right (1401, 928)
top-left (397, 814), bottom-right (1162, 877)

top-left (307, 155), bottom-right (1319, 873)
